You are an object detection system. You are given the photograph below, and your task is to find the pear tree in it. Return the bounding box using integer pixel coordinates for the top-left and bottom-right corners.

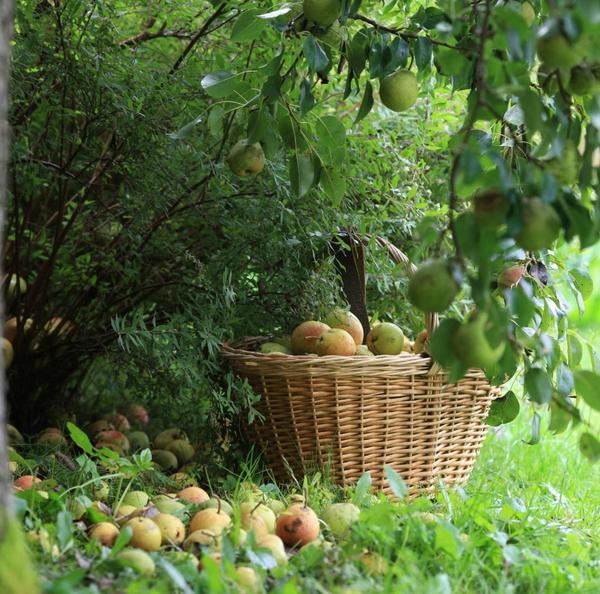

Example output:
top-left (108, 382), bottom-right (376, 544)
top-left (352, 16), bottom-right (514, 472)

top-left (192, 0), bottom-right (600, 458)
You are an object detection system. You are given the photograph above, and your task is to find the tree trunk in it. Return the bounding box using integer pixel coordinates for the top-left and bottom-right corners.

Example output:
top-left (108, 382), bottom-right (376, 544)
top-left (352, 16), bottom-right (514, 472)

top-left (0, 2), bottom-right (39, 591)
top-left (0, 0), bottom-right (13, 517)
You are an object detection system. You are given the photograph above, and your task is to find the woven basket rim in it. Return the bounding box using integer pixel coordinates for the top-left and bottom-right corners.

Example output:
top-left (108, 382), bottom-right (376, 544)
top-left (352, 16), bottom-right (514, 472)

top-left (221, 336), bottom-right (488, 380)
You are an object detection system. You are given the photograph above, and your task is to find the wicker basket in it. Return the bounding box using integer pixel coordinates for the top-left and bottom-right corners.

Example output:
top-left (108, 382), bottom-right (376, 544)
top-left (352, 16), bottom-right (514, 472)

top-left (221, 240), bottom-right (502, 497)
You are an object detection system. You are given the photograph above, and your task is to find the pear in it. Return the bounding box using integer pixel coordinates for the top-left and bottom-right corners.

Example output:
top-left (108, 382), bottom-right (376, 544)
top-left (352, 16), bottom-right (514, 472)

top-left (321, 502), bottom-right (360, 538)
top-left (240, 501), bottom-right (276, 533)
top-left (197, 497), bottom-right (233, 516)
top-left (166, 439), bottom-right (195, 465)
top-left (235, 566), bottom-right (262, 593)
top-left (536, 34), bottom-right (580, 70)
top-left (256, 534), bottom-right (288, 565)
top-left (568, 65), bottom-right (599, 96)
top-left (226, 139), bottom-right (265, 176)
top-left (315, 328), bottom-right (356, 356)
top-left (355, 344), bottom-right (375, 357)
top-left (122, 490), bottom-right (149, 508)
top-left (451, 312), bottom-right (505, 369)
top-left (325, 308), bottom-right (364, 345)
top-left (291, 321), bottom-right (330, 354)
top-left (178, 486), bottom-right (209, 504)
top-left (153, 428), bottom-right (188, 450)
top-left (546, 142), bottom-right (579, 186)
top-left (498, 265), bottom-right (526, 288)
top-left (515, 197), bottom-right (561, 251)
top-left (275, 503), bottom-right (320, 547)
top-left (408, 259), bottom-right (459, 313)
top-left (152, 513), bottom-right (186, 545)
top-left (190, 507), bottom-right (232, 534)
top-left (151, 449), bottom-right (179, 472)
top-left (89, 522), bottom-right (120, 547)
top-left (366, 323), bottom-right (405, 356)
top-left (127, 431), bottom-right (150, 451)
top-left (303, 0), bottom-right (341, 26)
top-left (379, 70), bottom-right (418, 112)
top-left (183, 529), bottom-right (222, 552)
top-left (124, 517), bottom-right (162, 551)
top-left (2, 338), bottom-right (14, 368)
top-left (6, 424), bottom-right (24, 445)
top-left (117, 549), bottom-right (156, 576)
top-left (259, 342), bottom-right (292, 355)
top-left (153, 495), bottom-right (186, 515)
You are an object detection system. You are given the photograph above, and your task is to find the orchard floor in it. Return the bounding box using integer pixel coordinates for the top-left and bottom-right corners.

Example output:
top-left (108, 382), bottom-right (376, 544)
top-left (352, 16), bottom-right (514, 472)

top-left (26, 414), bottom-right (600, 594)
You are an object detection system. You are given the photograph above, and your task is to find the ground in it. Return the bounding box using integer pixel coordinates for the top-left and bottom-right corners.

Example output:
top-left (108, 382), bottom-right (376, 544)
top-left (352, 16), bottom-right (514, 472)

top-left (12, 408), bottom-right (599, 594)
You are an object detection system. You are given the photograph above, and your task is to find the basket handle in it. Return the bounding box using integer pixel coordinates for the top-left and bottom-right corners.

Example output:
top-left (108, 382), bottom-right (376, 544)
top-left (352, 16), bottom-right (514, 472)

top-left (332, 231), bottom-right (439, 341)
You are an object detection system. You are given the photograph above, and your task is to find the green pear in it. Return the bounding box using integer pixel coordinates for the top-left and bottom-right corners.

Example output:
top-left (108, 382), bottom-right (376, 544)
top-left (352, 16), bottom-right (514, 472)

top-left (151, 449), bottom-right (179, 473)
top-left (197, 497), bottom-right (233, 516)
top-left (153, 428), bottom-right (188, 450)
top-left (321, 502), bottom-right (360, 538)
top-left (355, 344), bottom-right (375, 357)
top-left (153, 495), bottom-right (186, 515)
top-left (259, 342), bottom-right (292, 355)
top-left (451, 312), bottom-right (505, 369)
top-left (568, 66), bottom-right (599, 96)
top-left (515, 197), bottom-right (561, 251)
top-left (226, 140), bottom-right (265, 176)
top-left (303, 0), bottom-right (341, 27)
top-left (379, 70), bottom-right (418, 112)
top-left (166, 439), bottom-right (195, 465)
top-left (545, 141), bottom-right (579, 186)
top-left (408, 259), bottom-right (460, 313)
top-left (117, 548), bottom-right (156, 576)
top-left (127, 431), bottom-right (150, 451)
top-left (537, 34), bottom-right (580, 70)
top-left (122, 490), bottom-right (149, 508)
top-left (366, 323), bottom-right (404, 356)
top-left (6, 424), bottom-right (24, 445)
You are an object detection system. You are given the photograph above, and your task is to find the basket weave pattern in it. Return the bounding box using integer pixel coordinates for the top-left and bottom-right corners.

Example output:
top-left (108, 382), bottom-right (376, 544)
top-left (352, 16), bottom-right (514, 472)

top-left (222, 337), bottom-right (501, 497)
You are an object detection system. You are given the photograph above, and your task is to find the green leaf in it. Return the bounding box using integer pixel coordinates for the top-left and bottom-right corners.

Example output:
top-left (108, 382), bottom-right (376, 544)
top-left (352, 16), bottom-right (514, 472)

top-left (56, 511), bottom-right (73, 550)
top-left (303, 36), bottom-right (329, 72)
top-left (384, 464), bottom-right (407, 499)
top-left (67, 422), bottom-right (93, 454)
top-left (353, 471), bottom-right (372, 506)
top-left (568, 334), bottom-right (583, 367)
top-left (111, 526), bottom-right (132, 555)
top-left (573, 370), bottom-right (600, 410)
top-left (485, 391), bottom-right (520, 426)
top-left (299, 79), bottom-right (315, 116)
top-left (201, 71), bottom-right (247, 99)
top-left (548, 401), bottom-right (572, 434)
top-left (556, 363), bottom-right (574, 397)
top-left (320, 168), bottom-right (346, 206)
top-left (354, 80), bottom-right (373, 124)
top-left (524, 367), bottom-right (553, 404)
top-left (569, 269), bottom-right (593, 300)
top-left (231, 10), bottom-right (267, 42)
top-left (167, 114), bottom-right (203, 141)
top-left (289, 153), bottom-right (315, 197)
top-left (415, 37), bottom-right (433, 70)
top-left (314, 116), bottom-right (346, 164)
top-left (579, 432), bottom-right (600, 462)
top-left (434, 521), bottom-right (461, 559)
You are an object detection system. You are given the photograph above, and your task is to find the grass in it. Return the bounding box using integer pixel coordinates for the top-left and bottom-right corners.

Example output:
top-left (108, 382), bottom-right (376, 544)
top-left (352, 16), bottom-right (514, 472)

top-left (14, 409), bottom-right (598, 594)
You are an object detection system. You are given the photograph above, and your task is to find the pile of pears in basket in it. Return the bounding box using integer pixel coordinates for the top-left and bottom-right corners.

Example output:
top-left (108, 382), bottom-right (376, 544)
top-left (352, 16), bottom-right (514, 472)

top-left (259, 309), bottom-right (428, 358)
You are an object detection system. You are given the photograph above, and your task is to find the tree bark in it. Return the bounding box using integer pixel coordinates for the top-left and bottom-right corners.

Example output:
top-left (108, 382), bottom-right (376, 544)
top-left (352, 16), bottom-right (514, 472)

top-left (0, 0), bottom-right (13, 516)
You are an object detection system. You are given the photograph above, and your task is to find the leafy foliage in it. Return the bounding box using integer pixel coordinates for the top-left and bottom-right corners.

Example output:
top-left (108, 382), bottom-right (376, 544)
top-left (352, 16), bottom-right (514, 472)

top-left (4, 0), bottom-right (600, 456)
